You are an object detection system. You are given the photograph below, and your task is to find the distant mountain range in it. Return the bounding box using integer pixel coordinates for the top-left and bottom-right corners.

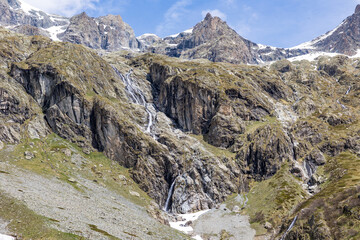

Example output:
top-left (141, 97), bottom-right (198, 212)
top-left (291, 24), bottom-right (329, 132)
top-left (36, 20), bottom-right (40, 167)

top-left (1, 0), bottom-right (360, 64)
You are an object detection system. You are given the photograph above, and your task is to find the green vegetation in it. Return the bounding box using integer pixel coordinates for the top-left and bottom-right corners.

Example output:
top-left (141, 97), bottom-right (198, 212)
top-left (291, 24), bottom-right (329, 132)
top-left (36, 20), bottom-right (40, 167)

top-left (0, 191), bottom-right (83, 240)
top-left (0, 133), bottom-right (152, 206)
top-left (88, 224), bottom-right (119, 240)
top-left (244, 116), bottom-right (278, 134)
top-left (244, 165), bottom-right (307, 230)
top-left (281, 152), bottom-right (360, 239)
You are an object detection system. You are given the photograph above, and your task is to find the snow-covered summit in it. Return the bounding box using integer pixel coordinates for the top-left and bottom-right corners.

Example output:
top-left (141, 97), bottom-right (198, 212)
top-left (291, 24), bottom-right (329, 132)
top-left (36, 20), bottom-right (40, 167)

top-left (0, 0), bottom-right (69, 41)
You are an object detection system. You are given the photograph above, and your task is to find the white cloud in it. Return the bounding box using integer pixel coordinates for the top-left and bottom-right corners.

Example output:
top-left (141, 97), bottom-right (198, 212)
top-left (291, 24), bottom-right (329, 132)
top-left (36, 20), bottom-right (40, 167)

top-left (156, 0), bottom-right (192, 36)
top-left (21, 0), bottom-right (99, 16)
top-left (201, 9), bottom-right (227, 20)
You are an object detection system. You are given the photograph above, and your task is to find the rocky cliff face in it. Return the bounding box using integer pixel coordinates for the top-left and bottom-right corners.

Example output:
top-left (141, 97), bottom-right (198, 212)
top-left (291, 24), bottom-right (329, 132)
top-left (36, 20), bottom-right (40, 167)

top-left (1, 15), bottom-right (360, 239)
top-left (62, 12), bottom-right (139, 51)
top-left (137, 33), bottom-right (163, 50)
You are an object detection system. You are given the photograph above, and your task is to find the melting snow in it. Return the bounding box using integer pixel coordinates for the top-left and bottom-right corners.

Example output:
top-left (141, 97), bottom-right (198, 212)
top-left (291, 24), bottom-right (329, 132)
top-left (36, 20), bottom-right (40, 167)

top-left (44, 26), bottom-right (66, 41)
top-left (350, 49), bottom-right (360, 58)
top-left (287, 52), bottom-right (341, 62)
top-left (0, 233), bottom-right (15, 240)
top-left (169, 210), bottom-right (210, 235)
top-left (257, 43), bottom-right (277, 50)
top-left (192, 235), bottom-right (203, 240)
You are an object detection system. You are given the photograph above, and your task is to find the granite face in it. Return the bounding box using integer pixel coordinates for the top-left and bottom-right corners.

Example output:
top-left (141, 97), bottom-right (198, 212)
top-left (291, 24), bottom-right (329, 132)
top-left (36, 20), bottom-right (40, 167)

top-left (62, 12), bottom-right (140, 51)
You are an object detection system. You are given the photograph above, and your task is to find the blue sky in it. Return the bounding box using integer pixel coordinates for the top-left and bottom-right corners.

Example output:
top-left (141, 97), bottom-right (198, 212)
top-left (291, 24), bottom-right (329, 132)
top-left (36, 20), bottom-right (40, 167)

top-left (25, 0), bottom-right (360, 48)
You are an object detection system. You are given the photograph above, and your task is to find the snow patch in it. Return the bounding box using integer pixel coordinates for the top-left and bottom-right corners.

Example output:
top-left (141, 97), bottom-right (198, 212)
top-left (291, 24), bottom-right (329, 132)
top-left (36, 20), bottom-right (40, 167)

top-left (350, 49), bottom-right (360, 58)
top-left (169, 210), bottom-right (210, 235)
top-left (287, 52), bottom-right (341, 62)
top-left (192, 235), bottom-right (203, 240)
top-left (257, 43), bottom-right (277, 50)
top-left (44, 25), bottom-right (66, 41)
top-left (18, 0), bottom-right (41, 14)
top-left (0, 233), bottom-right (15, 240)
top-left (167, 43), bottom-right (178, 47)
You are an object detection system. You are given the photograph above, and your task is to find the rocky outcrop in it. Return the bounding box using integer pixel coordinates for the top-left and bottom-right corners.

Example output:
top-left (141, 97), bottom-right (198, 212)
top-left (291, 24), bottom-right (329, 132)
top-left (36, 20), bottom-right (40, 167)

top-left (61, 12), bottom-right (139, 51)
top-left (151, 69), bottom-right (219, 134)
top-left (11, 25), bottom-right (50, 38)
top-left (171, 156), bottom-right (241, 213)
top-left (207, 111), bottom-right (245, 148)
top-left (137, 33), bottom-right (162, 50)
top-left (148, 58), bottom-right (273, 134)
top-left (237, 125), bottom-right (294, 180)
top-left (255, 46), bottom-right (310, 62)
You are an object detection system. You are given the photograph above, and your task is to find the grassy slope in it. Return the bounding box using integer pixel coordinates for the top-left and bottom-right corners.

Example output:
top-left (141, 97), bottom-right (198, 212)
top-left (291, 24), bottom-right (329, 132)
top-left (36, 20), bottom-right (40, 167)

top-left (0, 134), bottom-right (186, 239)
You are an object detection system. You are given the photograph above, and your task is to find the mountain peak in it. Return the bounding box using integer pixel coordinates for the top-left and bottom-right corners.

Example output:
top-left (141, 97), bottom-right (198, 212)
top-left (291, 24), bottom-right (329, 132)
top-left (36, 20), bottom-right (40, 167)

top-left (204, 12), bottom-right (213, 21)
top-left (355, 4), bottom-right (360, 14)
top-left (75, 11), bottom-right (90, 19)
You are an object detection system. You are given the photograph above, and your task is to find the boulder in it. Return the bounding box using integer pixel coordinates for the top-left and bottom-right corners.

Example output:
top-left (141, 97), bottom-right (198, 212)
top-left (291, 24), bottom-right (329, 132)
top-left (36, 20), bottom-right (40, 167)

top-left (24, 151), bottom-right (34, 160)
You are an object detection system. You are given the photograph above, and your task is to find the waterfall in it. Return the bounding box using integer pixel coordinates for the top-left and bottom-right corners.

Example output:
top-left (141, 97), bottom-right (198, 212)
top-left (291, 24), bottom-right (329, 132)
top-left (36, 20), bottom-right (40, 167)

top-left (281, 215), bottom-right (298, 240)
top-left (244, 194), bottom-right (249, 207)
top-left (303, 160), bottom-right (314, 179)
top-left (346, 86), bottom-right (351, 95)
top-left (337, 99), bottom-right (347, 109)
top-left (164, 180), bottom-right (176, 212)
top-left (336, 86), bottom-right (351, 109)
top-left (112, 66), bottom-right (155, 134)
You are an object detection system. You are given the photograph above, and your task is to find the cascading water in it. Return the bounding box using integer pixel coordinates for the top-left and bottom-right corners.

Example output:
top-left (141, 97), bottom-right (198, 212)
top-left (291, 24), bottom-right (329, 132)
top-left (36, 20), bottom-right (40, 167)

top-left (346, 86), bottom-right (351, 95)
top-left (244, 194), bottom-right (249, 207)
top-left (112, 67), bottom-right (156, 135)
top-left (337, 99), bottom-right (347, 109)
top-left (164, 180), bottom-right (176, 212)
top-left (281, 215), bottom-right (298, 240)
top-left (336, 85), bottom-right (351, 109)
top-left (303, 160), bottom-right (314, 179)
